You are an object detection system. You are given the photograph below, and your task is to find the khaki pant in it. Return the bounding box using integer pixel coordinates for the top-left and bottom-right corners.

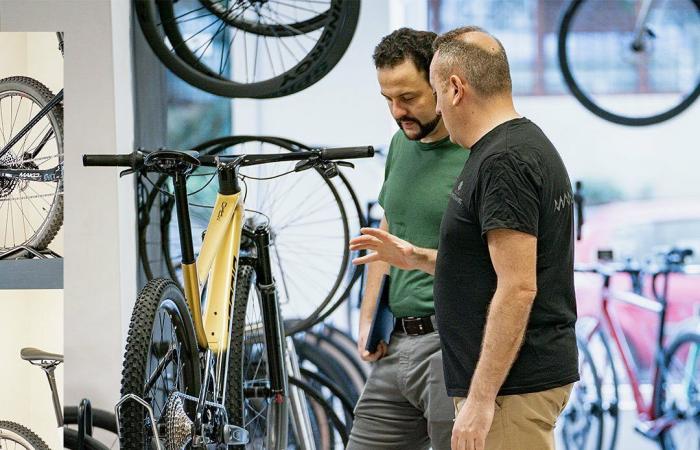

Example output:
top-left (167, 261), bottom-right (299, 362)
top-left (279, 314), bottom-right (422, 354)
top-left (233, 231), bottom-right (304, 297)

top-left (454, 383), bottom-right (573, 450)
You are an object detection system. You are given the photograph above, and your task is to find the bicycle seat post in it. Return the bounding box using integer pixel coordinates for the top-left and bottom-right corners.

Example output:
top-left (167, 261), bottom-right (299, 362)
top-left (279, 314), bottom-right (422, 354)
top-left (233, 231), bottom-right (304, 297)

top-left (42, 363), bottom-right (63, 427)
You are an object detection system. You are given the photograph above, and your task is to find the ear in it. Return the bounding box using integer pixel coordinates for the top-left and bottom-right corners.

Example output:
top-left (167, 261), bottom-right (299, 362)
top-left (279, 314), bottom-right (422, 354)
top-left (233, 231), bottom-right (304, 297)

top-left (449, 75), bottom-right (464, 106)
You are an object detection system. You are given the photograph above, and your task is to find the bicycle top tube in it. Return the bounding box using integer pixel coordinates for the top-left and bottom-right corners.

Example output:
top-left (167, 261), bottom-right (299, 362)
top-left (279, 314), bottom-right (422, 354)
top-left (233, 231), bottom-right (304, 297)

top-left (82, 146), bottom-right (374, 172)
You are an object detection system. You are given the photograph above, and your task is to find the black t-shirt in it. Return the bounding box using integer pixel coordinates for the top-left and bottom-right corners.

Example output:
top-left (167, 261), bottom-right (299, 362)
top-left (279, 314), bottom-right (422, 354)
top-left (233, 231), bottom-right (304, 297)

top-left (434, 117), bottom-right (579, 397)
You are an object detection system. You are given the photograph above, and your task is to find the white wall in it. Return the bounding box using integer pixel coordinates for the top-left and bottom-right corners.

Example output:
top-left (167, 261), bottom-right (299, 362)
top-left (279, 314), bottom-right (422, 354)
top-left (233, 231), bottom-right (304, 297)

top-left (0, 32), bottom-right (64, 255)
top-left (517, 94), bottom-right (700, 199)
top-left (0, 290), bottom-right (63, 449)
top-left (0, 0), bottom-right (137, 414)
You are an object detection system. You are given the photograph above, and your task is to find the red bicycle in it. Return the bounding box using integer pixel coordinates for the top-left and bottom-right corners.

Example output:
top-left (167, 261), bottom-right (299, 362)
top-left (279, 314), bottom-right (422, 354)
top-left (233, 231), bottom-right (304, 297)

top-left (570, 248), bottom-right (700, 450)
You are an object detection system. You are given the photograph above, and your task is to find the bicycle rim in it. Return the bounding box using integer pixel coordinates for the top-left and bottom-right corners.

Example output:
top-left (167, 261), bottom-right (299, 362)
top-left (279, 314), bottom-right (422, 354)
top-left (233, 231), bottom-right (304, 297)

top-left (0, 77), bottom-right (63, 252)
top-left (655, 333), bottom-right (700, 450)
top-left (134, 0), bottom-right (360, 98)
top-left (558, 0), bottom-right (700, 126)
top-left (120, 279), bottom-right (201, 449)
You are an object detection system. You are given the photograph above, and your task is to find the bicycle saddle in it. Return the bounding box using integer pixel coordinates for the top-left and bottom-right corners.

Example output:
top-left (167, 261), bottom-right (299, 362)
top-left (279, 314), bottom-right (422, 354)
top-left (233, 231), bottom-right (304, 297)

top-left (20, 347), bottom-right (64, 363)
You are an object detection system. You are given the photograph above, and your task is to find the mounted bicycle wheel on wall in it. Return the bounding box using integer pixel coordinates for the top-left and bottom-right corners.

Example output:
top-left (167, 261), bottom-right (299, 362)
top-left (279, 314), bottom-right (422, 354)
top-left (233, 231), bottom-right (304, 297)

top-left (558, 0), bottom-right (700, 126)
top-left (139, 136), bottom-right (355, 335)
top-left (134, 0), bottom-right (360, 98)
top-left (0, 77), bottom-right (63, 254)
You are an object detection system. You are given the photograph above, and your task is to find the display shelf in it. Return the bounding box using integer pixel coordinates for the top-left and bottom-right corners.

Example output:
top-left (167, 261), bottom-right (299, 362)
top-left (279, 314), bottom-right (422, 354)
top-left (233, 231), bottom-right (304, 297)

top-left (0, 257), bottom-right (63, 289)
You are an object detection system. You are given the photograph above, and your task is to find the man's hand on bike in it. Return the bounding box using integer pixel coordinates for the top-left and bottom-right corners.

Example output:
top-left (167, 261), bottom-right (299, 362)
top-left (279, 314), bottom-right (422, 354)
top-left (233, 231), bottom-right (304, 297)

top-left (350, 227), bottom-right (419, 270)
top-left (357, 319), bottom-right (388, 362)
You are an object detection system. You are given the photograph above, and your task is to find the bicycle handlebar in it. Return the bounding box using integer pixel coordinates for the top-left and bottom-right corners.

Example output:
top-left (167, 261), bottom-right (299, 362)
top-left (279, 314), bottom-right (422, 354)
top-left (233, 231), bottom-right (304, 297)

top-left (83, 146), bottom-right (374, 170)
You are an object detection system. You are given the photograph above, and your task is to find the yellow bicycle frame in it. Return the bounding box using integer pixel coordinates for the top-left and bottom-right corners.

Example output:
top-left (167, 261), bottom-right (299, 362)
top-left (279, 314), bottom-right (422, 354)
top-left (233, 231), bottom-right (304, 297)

top-left (180, 191), bottom-right (245, 354)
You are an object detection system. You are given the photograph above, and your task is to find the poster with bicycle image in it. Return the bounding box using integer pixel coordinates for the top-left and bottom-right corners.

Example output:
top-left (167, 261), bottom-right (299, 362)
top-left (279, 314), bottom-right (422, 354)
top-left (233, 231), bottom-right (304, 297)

top-left (0, 32), bottom-right (65, 450)
top-left (0, 32), bottom-right (63, 261)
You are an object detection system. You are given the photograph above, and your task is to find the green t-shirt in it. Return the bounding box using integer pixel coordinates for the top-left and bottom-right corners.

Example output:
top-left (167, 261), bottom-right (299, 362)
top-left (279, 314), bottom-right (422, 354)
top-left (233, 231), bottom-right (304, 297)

top-left (378, 131), bottom-right (469, 317)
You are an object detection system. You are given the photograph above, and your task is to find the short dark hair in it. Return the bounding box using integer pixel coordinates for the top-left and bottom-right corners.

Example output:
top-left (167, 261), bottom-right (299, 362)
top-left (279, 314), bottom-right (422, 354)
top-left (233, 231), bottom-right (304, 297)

top-left (432, 26), bottom-right (512, 97)
top-left (373, 28), bottom-right (437, 82)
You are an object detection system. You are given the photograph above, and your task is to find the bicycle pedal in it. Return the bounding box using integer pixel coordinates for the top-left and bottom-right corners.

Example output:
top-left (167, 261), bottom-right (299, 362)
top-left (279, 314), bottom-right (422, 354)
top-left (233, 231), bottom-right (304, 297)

top-left (223, 424), bottom-right (249, 445)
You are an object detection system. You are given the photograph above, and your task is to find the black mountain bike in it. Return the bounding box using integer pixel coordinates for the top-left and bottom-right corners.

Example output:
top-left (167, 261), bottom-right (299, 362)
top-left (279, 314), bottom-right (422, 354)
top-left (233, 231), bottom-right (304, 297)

top-left (0, 32), bottom-right (64, 257)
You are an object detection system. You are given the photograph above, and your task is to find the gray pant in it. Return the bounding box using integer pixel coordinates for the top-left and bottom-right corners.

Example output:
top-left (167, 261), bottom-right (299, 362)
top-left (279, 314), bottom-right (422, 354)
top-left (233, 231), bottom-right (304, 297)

top-left (347, 330), bottom-right (454, 450)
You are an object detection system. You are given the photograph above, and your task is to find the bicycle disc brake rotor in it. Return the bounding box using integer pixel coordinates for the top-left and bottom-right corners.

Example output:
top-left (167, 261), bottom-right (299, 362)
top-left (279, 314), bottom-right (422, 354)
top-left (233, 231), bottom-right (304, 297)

top-left (164, 395), bottom-right (194, 450)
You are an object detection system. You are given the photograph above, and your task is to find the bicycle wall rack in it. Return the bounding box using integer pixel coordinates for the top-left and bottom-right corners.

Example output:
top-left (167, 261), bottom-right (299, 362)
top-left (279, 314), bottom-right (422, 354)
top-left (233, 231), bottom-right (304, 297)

top-left (0, 248), bottom-right (63, 289)
top-left (0, 245), bottom-right (61, 260)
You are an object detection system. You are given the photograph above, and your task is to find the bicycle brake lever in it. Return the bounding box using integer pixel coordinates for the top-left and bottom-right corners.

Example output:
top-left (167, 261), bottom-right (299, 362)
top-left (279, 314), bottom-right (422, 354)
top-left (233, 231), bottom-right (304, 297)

top-left (337, 161), bottom-right (354, 169)
top-left (119, 168), bottom-right (136, 178)
top-left (294, 159), bottom-right (317, 172)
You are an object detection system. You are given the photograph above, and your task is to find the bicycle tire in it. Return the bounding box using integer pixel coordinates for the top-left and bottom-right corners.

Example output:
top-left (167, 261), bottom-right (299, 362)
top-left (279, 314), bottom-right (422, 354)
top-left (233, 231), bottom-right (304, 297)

top-left (138, 135), bottom-right (351, 336)
top-left (120, 278), bottom-right (201, 449)
top-left (293, 334), bottom-right (361, 405)
top-left (316, 323), bottom-right (369, 381)
top-left (301, 329), bottom-right (365, 402)
top-left (134, 0), bottom-right (360, 98)
top-left (0, 76), bottom-right (63, 253)
top-left (299, 367), bottom-right (355, 432)
top-left (557, 334), bottom-right (604, 450)
top-left (558, 0), bottom-right (700, 126)
top-left (62, 428), bottom-right (108, 450)
top-left (63, 406), bottom-right (118, 434)
top-left (228, 264), bottom-right (288, 450)
top-left (0, 421), bottom-right (49, 449)
top-left (577, 316), bottom-right (620, 450)
top-left (654, 331), bottom-right (700, 450)
top-left (288, 375), bottom-right (349, 448)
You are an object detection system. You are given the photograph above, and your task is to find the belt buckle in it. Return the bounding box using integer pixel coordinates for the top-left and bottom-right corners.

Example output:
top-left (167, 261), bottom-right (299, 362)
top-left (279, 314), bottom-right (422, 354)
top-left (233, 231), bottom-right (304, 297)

top-left (403, 316), bottom-right (423, 336)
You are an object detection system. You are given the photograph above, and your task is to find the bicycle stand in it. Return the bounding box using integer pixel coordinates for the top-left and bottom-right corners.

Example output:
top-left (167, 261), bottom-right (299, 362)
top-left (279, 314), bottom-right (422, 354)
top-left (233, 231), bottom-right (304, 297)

top-left (0, 245), bottom-right (61, 260)
top-left (77, 398), bottom-right (93, 449)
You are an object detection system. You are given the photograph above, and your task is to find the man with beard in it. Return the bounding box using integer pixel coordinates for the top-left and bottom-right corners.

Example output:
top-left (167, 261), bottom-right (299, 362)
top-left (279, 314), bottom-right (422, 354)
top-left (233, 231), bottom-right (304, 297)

top-left (346, 28), bottom-right (469, 450)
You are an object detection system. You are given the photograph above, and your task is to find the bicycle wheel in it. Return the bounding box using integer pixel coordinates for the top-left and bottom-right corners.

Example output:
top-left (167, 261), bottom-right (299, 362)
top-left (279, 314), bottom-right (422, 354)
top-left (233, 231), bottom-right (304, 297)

top-left (0, 77), bottom-right (63, 253)
top-left (558, 0), bottom-right (700, 126)
top-left (63, 407), bottom-right (118, 449)
top-left (63, 428), bottom-right (109, 450)
top-left (140, 136), bottom-right (352, 336)
top-left (578, 317), bottom-right (620, 450)
top-left (120, 278), bottom-right (201, 449)
top-left (557, 335), bottom-right (604, 450)
top-left (228, 264), bottom-right (288, 449)
top-left (654, 331), bottom-right (700, 450)
top-left (294, 330), bottom-right (364, 404)
top-left (134, 0), bottom-right (360, 98)
top-left (0, 421), bottom-right (49, 450)
top-left (288, 375), bottom-right (349, 449)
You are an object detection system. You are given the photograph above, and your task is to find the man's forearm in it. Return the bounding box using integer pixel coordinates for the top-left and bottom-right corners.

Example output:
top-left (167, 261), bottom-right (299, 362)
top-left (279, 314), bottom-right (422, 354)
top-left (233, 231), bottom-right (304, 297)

top-left (467, 286), bottom-right (536, 401)
top-left (359, 259), bottom-right (390, 323)
top-left (413, 247), bottom-right (438, 275)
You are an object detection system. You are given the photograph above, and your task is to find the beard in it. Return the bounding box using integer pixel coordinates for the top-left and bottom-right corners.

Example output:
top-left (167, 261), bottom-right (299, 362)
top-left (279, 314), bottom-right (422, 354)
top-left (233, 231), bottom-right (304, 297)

top-left (396, 114), bottom-right (442, 141)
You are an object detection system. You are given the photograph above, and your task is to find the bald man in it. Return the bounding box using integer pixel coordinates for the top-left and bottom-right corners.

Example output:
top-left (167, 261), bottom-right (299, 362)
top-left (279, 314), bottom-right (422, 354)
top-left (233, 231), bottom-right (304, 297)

top-left (350, 26), bottom-right (578, 450)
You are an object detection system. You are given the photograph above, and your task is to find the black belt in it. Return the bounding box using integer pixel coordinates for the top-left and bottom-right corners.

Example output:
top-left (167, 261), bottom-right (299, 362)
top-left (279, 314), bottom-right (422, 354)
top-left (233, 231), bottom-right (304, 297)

top-left (394, 315), bottom-right (435, 336)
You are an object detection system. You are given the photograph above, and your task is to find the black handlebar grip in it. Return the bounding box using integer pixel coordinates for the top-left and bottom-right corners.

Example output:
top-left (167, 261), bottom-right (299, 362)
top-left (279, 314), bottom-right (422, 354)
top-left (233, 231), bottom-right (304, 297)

top-left (320, 146), bottom-right (374, 160)
top-left (82, 153), bottom-right (139, 167)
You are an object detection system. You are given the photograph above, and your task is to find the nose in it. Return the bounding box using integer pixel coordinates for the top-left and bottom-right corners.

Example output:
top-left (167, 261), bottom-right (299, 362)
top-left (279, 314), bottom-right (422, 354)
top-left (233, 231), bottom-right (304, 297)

top-left (435, 101), bottom-right (441, 116)
top-left (390, 101), bottom-right (407, 119)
